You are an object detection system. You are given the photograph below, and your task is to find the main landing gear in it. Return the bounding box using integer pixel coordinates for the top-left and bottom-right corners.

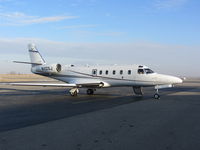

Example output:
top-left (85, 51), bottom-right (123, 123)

top-left (132, 87), bottom-right (143, 97)
top-left (69, 88), bottom-right (96, 96)
top-left (87, 89), bottom-right (95, 95)
top-left (69, 88), bottom-right (79, 96)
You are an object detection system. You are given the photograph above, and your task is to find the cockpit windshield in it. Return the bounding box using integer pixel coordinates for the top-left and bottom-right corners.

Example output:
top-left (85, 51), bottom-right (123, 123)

top-left (144, 68), bottom-right (154, 74)
top-left (138, 68), bottom-right (154, 74)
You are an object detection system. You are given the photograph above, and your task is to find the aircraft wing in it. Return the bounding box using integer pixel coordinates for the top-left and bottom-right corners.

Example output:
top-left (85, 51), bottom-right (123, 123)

top-left (7, 81), bottom-right (105, 88)
top-left (9, 83), bottom-right (77, 87)
top-left (76, 82), bottom-right (104, 88)
top-left (68, 79), bottom-right (106, 88)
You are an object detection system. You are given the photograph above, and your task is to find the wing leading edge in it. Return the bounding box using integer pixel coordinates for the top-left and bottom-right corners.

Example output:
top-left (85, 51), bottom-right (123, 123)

top-left (9, 83), bottom-right (77, 87)
top-left (8, 82), bottom-right (105, 88)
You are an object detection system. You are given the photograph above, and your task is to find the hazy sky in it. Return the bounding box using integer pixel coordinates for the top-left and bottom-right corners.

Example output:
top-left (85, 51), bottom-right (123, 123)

top-left (0, 0), bottom-right (199, 77)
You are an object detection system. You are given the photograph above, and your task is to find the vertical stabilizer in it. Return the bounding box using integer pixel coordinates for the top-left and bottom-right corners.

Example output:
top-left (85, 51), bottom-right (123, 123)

top-left (28, 43), bottom-right (45, 66)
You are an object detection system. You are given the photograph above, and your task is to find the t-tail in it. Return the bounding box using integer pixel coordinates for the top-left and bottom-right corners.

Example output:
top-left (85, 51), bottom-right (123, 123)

top-left (14, 43), bottom-right (62, 75)
top-left (14, 43), bottom-right (46, 66)
top-left (28, 44), bottom-right (46, 66)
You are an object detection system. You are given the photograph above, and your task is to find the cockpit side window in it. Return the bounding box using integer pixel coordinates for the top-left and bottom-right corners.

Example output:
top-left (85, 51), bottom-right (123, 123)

top-left (138, 69), bottom-right (144, 74)
top-left (144, 68), bottom-right (154, 74)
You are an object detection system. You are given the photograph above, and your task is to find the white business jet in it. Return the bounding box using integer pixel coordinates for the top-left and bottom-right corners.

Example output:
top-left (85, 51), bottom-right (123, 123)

top-left (13, 44), bottom-right (182, 99)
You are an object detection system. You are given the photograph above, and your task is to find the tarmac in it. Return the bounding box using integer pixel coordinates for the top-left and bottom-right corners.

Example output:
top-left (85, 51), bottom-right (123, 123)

top-left (0, 79), bottom-right (200, 150)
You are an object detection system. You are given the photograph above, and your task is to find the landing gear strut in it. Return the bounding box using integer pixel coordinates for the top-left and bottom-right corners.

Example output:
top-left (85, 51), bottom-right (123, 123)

top-left (154, 88), bottom-right (160, 99)
top-left (87, 89), bottom-right (95, 95)
top-left (69, 88), bottom-right (79, 96)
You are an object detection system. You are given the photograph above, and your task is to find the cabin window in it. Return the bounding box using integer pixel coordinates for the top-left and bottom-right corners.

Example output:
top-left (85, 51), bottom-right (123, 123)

top-left (138, 69), bottom-right (144, 74)
top-left (120, 70), bottom-right (123, 75)
top-left (92, 69), bottom-right (97, 75)
top-left (113, 70), bottom-right (116, 75)
top-left (99, 70), bottom-right (103, 75)
top-left (128, 70), bottom-right (131, 75)
top-left (105, 70), bottom-right (109, 75)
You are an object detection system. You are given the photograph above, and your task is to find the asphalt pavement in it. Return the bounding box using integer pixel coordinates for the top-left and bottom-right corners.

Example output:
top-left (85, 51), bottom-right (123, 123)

top-left (0, 79), bottom-right (199, 150)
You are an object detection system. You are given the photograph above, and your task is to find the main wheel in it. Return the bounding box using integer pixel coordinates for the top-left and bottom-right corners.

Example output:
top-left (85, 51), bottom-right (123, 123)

top-left (87, 89), bottom-right (94, 95)
top-left (69, 88), bottom-right (79, 96)
top-left (70, 91), bottom-right (77, 96)
top-left (154, 93), bottom-right (160, 99)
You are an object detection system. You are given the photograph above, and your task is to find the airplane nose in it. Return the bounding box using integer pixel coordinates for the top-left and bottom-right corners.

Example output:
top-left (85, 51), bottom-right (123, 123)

top-left (157, 74), bottom-right (183, 84)
top-left (172, 77), bottom-right (183, 84)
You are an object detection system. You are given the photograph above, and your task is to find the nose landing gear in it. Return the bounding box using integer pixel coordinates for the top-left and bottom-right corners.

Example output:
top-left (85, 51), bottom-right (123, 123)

top-left (154, 88), bottom-right (160, 99)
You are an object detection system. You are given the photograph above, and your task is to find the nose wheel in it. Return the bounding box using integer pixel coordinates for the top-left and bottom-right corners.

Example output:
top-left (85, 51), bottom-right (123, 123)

top-left (154, 93), bottom-right (160, 99)
top-left (154, 88), bottom-right (160, 99)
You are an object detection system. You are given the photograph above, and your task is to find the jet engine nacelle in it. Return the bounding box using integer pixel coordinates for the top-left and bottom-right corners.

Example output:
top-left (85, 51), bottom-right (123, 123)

top-left (32, 64), bottom-right (62, 74)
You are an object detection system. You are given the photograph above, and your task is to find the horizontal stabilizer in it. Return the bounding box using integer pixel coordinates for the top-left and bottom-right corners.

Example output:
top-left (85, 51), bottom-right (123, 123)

top-left (13, 61), bottom-right (43, 65)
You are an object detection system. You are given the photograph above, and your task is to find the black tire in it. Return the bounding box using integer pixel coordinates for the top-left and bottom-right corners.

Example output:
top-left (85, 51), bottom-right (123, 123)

top-left (74, 91), bottom-right (78, 96)
top-left (87, 89), bottom-right (94, 95)
top-left (70, 93), bottom-right (74, 96)
top-left (154, 93), bottom-right (160, 99)
top-left (70, 91), bottom-right (77, 96)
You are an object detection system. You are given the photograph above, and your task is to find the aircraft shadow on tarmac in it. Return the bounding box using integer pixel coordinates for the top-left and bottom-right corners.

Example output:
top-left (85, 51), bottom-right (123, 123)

top-left (0, 87), bottom-right (150, 132)
top-left (0, 88), bottom-right (67, 96)
top-left (0, 85), bottom-right (199, 132)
